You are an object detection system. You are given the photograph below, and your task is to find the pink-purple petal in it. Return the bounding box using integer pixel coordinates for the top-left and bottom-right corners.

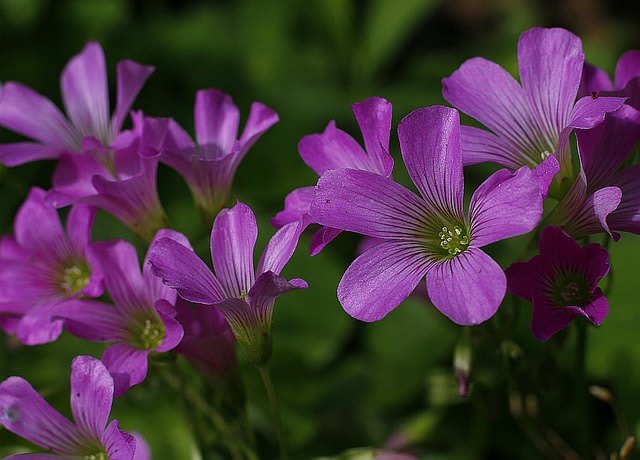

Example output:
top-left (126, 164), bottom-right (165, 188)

top-left (0, 377), bottom-right (82, 453)
top-left (614, 50), bottom-right (640, 89)
top-left (299, 121), bottom-right (371, 175)
top-left (311, 168), bottom-right (428, 239)
top-left (309, 226), bottom-right (342, 256)
top-left (257, 220), bottom-right (303, 276)
top-left (155, 301), bottom-right (184, 353)
top-left (469, 166), bottom-right (543, 247)
top-left (517, 27), bottom-right (583, 143)
top-left (0, 82), bottom-right (78, 149)
top-left (14, 188), bottom-right (65, 252)
top-left (426, 248), bottom-right (506, 325)
top-left (0, 142), bottom-right (62, 167)
top-left (112, 60), bottom-right (155, 134)
top-left (102, 419), bottom-right (136, 460)
top-left (69, 356), bottom-right (113, 438)
top-left (211, 202), bottom-right (257, 298)
top-left (249, 271), bottom-right (308, 311)
top-left (578, 62), bottom-right (613, 97)
top-left (352, 96), bottom-right (393, 176)
top-left (148, 236), bottom-right (226, 305)
top-left (271, 186), bottom-right (314, 228)
top-left (60, 42), bottom-right (110, 142)
top-left (101, 344), bottom-right (150, 398)
top-left (459, 125), bottom-right (524, 169)
top-left (337, 240), bottom-right (433, 322)
top-left (56, 299), bottom-right (124, 342)
top-left (397, 106), bottom-right (464, 218)
top-left (194, 89), bottom-right (239, 153)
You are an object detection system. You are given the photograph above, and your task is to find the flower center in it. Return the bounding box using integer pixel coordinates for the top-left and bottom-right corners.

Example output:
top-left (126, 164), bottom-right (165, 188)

top-left (82, 452), bottom-right (108, 460)
top-left (59, 261), bottom-right (91, 295)
top-left (540, 150), bottom-right (552, 161)
top-left (131, 316), bottom-right (166, 350)
top-left (551, 273), bottom-right (590, 307)
top-left (438, 225), bottom-right (470, 256)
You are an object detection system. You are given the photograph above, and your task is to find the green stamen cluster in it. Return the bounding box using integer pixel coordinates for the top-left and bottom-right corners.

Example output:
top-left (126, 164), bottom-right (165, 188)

top-left (82, 452), bottom-right (108, 460)
top-left (59, 262), bottom-right (91, 295)
top-left (132, 317), bottom-right (166, 350)
top-left (438, 225), bottom-right (470, 256)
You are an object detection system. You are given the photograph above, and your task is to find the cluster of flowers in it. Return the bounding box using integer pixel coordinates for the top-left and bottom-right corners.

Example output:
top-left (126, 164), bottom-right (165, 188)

top-left (0, 26), bottom-right (638, 458)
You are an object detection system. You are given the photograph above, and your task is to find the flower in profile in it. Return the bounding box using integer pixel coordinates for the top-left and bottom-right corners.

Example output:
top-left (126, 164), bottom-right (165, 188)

top-left (0, 355), bottom-right (147, 459)
top-left (155, 89), bottom-right (278, 222)
top-left (506, 227), bottom-right (610, 341)
top-left (0, 187), bottom-right (102, 345)
top-left (56, 231), bottom-right (184, 397)
top-left (272, 97), bottom-right (393, 255)
top-left (48, 112), bottom-right (169, 242)
top-left (442, 27), bottom-right (625, 192)
top-left (310, 106), bottom-right (543, 325)
top-left (547, 105), bottom-right (640, 238)
top-left (0, 41), bottom-right (153, 167)
top-left (579, 50), bottom-right (640, 108)
top-left (174, 299), bottom-right (243, 405)
top-left (148, 202), bottom-right (306, 366)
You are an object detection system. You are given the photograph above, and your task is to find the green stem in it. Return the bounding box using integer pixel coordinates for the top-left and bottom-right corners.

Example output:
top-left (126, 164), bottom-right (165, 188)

top-left (258, 366), bottom-right (287, 460)
top-left (159, 368), bottom-right (255, 460)
top-left (576, 322), bottom-right (590, 459)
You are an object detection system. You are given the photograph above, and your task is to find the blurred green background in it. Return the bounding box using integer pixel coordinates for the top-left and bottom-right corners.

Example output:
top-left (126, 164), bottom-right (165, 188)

top-left (1, 1), bottom-right (640, 459)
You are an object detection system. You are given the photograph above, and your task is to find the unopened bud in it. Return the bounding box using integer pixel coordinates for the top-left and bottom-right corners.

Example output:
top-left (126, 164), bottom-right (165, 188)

top-left (453, 331), bottom-right (472, 398)
top-left (619, 436), bottom-right (635, 459)
top-left (589, 385), bottom-right (613, 403)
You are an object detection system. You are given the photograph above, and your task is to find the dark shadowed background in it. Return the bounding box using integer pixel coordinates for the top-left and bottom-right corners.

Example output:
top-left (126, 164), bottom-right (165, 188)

top-left (1, 1), bottom-right (640, 458)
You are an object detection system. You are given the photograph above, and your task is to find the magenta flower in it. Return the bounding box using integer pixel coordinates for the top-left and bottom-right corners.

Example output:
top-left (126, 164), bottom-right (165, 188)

top-left (47, 112), bottom-right (169, 242)
top-left (579, 50), bottom-right (640, 109)
top-left (442, 27), bottom-right (625, 190)
top-left (0, 41), bottom-right (153, 167)
top-left (506, 227), bottom-right (610, 341)
top-left (272, 97), bottom-right (393, 255)
top-left (148, 202), bottom-right (306, 366)
top-left (310, 106), bottom-right (543, 325)
top-left (0, 188), bottom-right (103, 345)
top-left (55, 231), bottom-right (184, 397)
top-left (155, 89), bottom-right (278, 221)
top-left (548, 105), bottom-right (640, 238)
top-left (0, 355), bottom-right (147, 459)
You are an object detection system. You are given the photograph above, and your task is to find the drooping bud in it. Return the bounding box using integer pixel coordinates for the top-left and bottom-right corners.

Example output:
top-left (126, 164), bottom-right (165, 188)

top-left (453, 329), bottom-right (472, 397)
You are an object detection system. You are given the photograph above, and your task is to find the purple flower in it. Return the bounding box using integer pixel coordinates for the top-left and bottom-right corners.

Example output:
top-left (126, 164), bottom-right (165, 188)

top-left (310, 106), bottom-right (543, 325)
top-left (579, 50), bottom-right (640, 109)
top-left (0, 41), bottom-right (153, 167)
top-left (174, 299), bottom-right (243, 404)
top-left (47, 112), bottom-right (169, 242)
top-left (55, 231), bottom-right (184, 397)
top-left (548, 105), bottom-right (640, 238)
top-left (155, 89), bottom-right (278, 221)
top-left (0, 188), bottom-right (103, 345)
top-left (0, 355), bottom-right (147, 459)
top-left (148, 202), bottom-right (306, 366)
top-left (442, 27), bottom-right (625, 192)
top-left (506, 227), bottom-right (610, 341)
top-left (272, 97), bottom-right (393, 255)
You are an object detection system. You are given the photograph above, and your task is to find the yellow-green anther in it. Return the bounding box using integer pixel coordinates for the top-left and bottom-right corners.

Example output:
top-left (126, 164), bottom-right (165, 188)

top-left (438, 226), bottom-right (470, 256)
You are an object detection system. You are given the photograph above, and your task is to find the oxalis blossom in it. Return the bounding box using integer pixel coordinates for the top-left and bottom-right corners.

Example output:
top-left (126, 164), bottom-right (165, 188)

top-left (148, 202), bottom-right (306, 366)
top-left (46, 111), bottom-right (169, 243)
top-left (506, 227), bottom-right (610, 341)
top-left (0, 355), bottom-right (148, 459)
top-left (152, 89), bottom-right (278, 222)
top-left (442, 27), bottom-right (625, 194)
top-left (0, 188), bottom-right (103, 345)
top-left (310, 106), bottom-right (544, 325)
top-left (0, 41), bottom-right (152, 168)
top-left (272, 97), bottom-right (393, 255)
top-left (547, 104), bottom-right (640, 238)
top-left (54, 231), bottom-right (184, 397)
top-left (579, 50), bottom-right (640, 109)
